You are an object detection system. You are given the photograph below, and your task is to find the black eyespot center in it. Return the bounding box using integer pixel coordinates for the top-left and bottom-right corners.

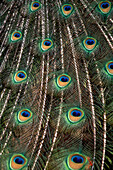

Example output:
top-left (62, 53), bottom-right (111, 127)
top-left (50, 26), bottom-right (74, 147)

top-left (18, 73), bottom-right (25, 78)
top-left (44, 41), bottom-right (51, 46)
top-left (72, 111), bottom-right (81, 117)
top-left (14, 33), bottom-right (20, 38)
top-left (109, 64), bottom-right (113, 69)
top-left (64, 6), bottom-right (71, 11)
top-left (101, 2), bottom-right (109, 9)
top-left (86, 39), bottom-right (94, 45)
top-left (22, 111), bottom-right (29, 117)
top-left (33, 3), bottom-right (39, 7)
top-left (61, 77), bottom-right (69, 82)
top-left (73, 157), bottom-right (83, 163)
top-left (71, 155), bottom-right (84, 164)
top-left (21, 111), bottom-right (30, 117)
top-left (14, 157), bottom-right (24, 164)
top-left (110, 65), bottom-right (113, 69)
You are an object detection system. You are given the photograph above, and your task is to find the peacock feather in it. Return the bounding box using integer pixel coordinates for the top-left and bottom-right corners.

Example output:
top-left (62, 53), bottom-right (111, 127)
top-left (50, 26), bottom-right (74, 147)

top-left (0, 0), bottom-right (113, 169)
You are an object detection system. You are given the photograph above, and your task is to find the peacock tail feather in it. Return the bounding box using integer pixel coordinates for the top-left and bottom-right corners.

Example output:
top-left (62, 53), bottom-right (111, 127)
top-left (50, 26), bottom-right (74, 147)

top-left (0, 0), bottom-right (113, 169)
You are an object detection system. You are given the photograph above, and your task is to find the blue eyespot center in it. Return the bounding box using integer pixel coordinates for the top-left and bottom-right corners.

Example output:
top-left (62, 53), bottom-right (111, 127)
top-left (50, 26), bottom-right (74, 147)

top-left (33, 3), bottom-right (39, 7)
top-left (14, 157), bottom-right (24, 164)
top-left (101, 2), bottom-right (109, 9)
top-left (71, 155), bottom-right (84, 163)
top-left (86, 39), bottom-right (95, 45)
top-left (64, 5), bottom-right (71, 11)
top-left (21, 111), bottom-right (30, 117)
top-left (60, 76), bottom-right (69, 82)
top-left (17, 73), bottom-right (25, 78)
top-left (14, 33), bottom-right (20, 38)
top-left (44, 41), bottom-right (51, 46)
top-left (71, 110), bottom-right (81, 117)
top-left (108, 63), bottom-right (113, 69)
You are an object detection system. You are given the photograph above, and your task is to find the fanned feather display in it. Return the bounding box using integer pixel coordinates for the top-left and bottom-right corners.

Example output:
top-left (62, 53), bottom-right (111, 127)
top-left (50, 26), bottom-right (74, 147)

top-left (0, 0), bottom-right (113, 169)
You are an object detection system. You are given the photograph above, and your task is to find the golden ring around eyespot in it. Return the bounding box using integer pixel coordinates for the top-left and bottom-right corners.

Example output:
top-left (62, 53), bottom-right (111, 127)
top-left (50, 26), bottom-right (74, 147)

top-left (57, 74), bottom-right (71, 88)
top-left (83, 37), bottom-right (97, 51)
top-left (10, 154), bottom-right (27, 170)
top-left (68, 108), bottom-right (84, 123)
top-left (67, 153), bottom-right (86, 169)
top-left (99, 1), bottom-right (111, 14)
top-left (11, 31), bottom-right (22, 41)
top-left (31, 1), bottom-right (41, 11)
top-left (62, 4), bottom-right (73, 16)
top-left (105, 61), bottom-right (113, 75)
top-left (14, 70), bottom-right (27, 83)
top-left (18, 109), bottom-right (32, 123)
top-left (41, 39), bottom-right (53, 51)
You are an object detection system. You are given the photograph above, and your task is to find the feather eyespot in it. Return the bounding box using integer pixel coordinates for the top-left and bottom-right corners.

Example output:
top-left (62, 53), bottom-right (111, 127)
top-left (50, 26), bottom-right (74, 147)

top-left (9, 154), bottom-right (27, 170)
top-left (56, 74), bottom-right (71, 89)
top-left (30, 1), bottom-right (41, 12)
top-left (99, 1), bottom-right (111, 14)
top-left (71, 155), bottom-right (84, 163)
top-left (41, 39), bottom-right (53, 52)
top-left (67, 108), bottom-right (85, 124)
top-left (11, 31), bottom-right (22, 42)
top-left (66, 153), bottom-right (92, 170)
top-left (61, 4), bottom-right (73, 17)
top-left (105, 61), bottom-right (113, 76)
top-left (17, 109), bottom-right (33, 123)
top-left (83, 37), bottom-right (97, 51)
top-left (13, 70), bottom-right (27, 83)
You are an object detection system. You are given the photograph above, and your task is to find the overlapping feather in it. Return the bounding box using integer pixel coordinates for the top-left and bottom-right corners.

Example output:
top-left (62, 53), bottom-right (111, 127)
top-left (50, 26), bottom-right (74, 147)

top-left (0, 0), bottom-right (113, 169)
